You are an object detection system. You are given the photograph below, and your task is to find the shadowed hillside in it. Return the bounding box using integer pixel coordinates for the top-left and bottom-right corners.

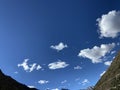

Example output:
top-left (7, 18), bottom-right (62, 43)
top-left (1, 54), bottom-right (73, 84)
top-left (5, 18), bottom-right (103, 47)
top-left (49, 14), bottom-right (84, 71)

top-left (0, 70), bottom-right (37, 90)
top-left (94, 51), bottom-right (120, 90)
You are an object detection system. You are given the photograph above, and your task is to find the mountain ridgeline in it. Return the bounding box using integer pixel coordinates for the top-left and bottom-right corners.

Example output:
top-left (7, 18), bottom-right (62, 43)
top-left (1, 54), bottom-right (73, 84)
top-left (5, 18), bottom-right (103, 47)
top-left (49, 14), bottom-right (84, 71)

top-left (94, 51), bottom-right (120, 90)
top-left (0, 70), bottom-right (37, 90)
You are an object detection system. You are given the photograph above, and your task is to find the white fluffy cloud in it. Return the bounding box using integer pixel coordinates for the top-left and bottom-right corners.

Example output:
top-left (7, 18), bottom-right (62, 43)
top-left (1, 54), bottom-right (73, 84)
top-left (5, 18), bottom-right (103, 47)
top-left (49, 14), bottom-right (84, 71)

top-left (48, 61), bottom-right (69, 70)
top-left (50, 42), bottom-right (68, 51)
top-left (82, 79), bottom-right (89, 85)
top-left (18, 59), bottom-right (42, 72)
top-left (78, 43), bottom-right (115, 63)
top-left (36, 65), bottom-right (42, 70)
top-left (18, 59), bottom-right (29, 71)
top-left (38, 80), bottom-right (49, 84)
top-left (104, 61), bottom-right (112, 66)
top-left (100, 71), bottom-right (106, 77)
top-left (97, 10), bottom-right (120, 38)
top-left (74, 65), bottom-right (82, 70)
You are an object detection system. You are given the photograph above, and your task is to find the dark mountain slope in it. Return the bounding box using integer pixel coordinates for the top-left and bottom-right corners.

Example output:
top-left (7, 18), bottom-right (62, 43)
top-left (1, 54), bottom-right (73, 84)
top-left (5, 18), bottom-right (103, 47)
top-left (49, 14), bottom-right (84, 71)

top-left (94, 51), bottom-right (120, 90)
top-left (0, 70), bottom-right (37, 90)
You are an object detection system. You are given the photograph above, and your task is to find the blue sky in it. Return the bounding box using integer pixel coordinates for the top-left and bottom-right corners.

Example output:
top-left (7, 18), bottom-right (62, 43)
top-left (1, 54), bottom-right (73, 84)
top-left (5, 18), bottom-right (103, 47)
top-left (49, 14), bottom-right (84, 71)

top-left (0, 0), bottom-right (120, 90)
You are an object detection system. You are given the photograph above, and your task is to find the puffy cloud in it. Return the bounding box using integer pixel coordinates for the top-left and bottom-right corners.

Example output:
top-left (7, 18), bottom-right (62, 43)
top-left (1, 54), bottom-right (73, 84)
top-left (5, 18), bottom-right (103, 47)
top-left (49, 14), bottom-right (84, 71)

top-left (97, 10), bottom-right (120, 38)
top-left (104, 61), bottom-right (112, 66)
top-left (18, 59), bottom-right (42, 72)
top-left (61, 80), bottom-right (67, 84)
top-left (18, 59), bottom-right (29, 71)
top-left (74, 65), bottom-right (82, 70)
top-left (38, 80), bottom-right (49, 84)
top-left (50, 42), bottom-right (68, 51)
top-left (48, 61), bottom-right (69, 70)
top-left (36, 65), bottom-right (42, 70)
top-left (82, 79), bottom-right (89, 85)
top-left (78, 43), bottom-right (115, 63)
top-left (100, 71), bottom-right (106, 77)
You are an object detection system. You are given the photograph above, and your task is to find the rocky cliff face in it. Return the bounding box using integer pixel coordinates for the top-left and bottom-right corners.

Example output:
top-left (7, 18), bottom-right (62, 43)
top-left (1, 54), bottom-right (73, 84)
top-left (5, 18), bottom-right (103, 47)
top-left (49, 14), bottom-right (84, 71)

top-left (94, 51), bottom-right (120, 90)
top-left (0, 70), bottom-right (37, 90)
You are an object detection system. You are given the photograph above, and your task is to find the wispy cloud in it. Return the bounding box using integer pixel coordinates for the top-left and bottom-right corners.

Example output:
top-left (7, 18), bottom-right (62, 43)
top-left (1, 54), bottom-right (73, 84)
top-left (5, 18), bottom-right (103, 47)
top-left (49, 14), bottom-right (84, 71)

top-left (100, 71), bottom-right (106, 77)
top-left (18, 59), bottom-right (42, 72)
top-left (38, 80), bottom-right (49, 85)
top-left (52, 88), bottom-right (59, 90)
top-left (74, 65), bottom-right (82, 70)
top-left (50, 42), bottom-right (68, 51)
top-left (29, 63), bottom-right (37, 72)
top-left (97, 10), bottom-right (120, 38)
top-left (28, 85), bottom-right (35, 88)
top-left (117, 42), bottom-right (120, 46)
top-left (104, 61), bottom-right (112, 66)
top-left (81, 79), bottom-right (89, 85)
top-left (48, 61), bottom-right (69, 70)
top-left (61, 80), bottom-right (67, 84)
top-left (75, 78), bottom-right (80, 81)
top-left (78, 43), bottom-right (115, 63)
top-left (111, 50), bottom-right (116, 54)
top-left (14, 71), bottom-right (18, 74)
